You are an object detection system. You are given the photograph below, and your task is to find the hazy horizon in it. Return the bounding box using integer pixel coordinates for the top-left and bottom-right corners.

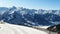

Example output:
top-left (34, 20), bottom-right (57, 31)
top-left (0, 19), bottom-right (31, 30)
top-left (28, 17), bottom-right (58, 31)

top-left (0, 0), bottom-right (60, 10)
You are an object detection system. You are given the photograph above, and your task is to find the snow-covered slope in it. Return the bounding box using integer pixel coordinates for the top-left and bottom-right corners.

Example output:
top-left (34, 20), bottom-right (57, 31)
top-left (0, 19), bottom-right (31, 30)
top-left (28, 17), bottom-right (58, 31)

top-left (0, 7), bottom-right (8, 15)
top-left (0, 23), bottom-right (48, 34)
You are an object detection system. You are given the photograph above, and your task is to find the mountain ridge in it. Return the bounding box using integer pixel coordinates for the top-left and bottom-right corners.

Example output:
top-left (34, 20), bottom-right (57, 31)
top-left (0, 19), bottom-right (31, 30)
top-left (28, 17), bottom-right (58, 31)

top-left (0, 6), bottom-right (60, 26)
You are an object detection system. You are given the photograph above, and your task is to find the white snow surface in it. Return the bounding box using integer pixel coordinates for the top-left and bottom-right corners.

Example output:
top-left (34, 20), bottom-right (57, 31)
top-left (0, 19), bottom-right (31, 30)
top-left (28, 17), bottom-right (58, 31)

top-left (39, 26), bottom-right (50, 29)
top-left (0, 23), bottom-right (48, 34)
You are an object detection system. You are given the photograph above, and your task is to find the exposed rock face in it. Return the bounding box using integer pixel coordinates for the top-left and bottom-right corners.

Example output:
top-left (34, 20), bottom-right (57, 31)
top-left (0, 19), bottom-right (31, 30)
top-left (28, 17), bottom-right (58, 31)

top-left (47, 24), bottom-right (60, 32)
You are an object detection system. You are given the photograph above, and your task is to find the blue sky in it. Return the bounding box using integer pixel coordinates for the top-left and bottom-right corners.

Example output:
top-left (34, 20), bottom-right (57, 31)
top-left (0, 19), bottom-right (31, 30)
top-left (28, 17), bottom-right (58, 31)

top-left (0, 0), bottom-right (60, 10)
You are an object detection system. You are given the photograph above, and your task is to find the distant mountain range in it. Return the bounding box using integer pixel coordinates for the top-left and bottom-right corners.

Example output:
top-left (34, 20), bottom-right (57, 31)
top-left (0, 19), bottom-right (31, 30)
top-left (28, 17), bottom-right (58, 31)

top-left (0, 6), bottom-right (60, 26)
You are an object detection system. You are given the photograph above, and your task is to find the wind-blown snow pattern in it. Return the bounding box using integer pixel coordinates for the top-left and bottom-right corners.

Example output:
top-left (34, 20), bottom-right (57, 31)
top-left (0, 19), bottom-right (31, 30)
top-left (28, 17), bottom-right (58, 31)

top-left (0, 6), bottom-right (60, 26)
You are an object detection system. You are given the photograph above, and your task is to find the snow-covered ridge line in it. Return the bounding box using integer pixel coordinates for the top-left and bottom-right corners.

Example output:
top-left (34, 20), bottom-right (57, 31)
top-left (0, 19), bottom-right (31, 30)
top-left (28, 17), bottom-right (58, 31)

top-left (0, 6), bottom-right (60, 26)
top-left (0, 6), bottom-right (60, 15)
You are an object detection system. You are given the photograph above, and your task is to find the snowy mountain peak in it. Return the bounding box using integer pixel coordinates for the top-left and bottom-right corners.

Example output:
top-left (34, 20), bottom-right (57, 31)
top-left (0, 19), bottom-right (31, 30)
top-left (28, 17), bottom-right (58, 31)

top-left (0, 7), bottom-right (60, 26)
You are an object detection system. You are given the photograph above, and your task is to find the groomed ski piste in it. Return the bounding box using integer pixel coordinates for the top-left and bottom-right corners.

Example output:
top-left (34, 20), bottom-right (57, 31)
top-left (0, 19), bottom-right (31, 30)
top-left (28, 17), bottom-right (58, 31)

top-left (0, 21), bottom-right (57, 34)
